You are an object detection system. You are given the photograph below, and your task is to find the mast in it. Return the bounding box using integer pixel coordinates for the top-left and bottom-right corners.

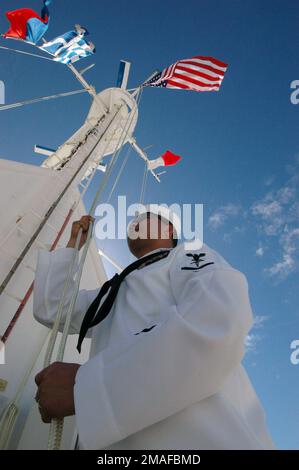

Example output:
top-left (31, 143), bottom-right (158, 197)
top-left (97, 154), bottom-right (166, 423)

top-left (0, 103), bottom-right (121, 297)
top-left (0, 63), bottom-right (159, 305)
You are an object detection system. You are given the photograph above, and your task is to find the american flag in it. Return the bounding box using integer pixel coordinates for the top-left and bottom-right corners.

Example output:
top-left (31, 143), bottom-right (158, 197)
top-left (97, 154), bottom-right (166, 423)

top-left (143, 56), bottom-right (228, 92)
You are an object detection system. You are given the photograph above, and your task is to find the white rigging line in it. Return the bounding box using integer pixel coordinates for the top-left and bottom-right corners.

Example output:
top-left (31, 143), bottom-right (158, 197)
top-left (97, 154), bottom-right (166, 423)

top-left (0, 89), bottom-right (88, 111)
top-left (98, 248), bottom-right (123, 273)
top-left (46, 91), bottom-right (141, 450)
top-left (139, 159), bottom-right (149, 204)
top-left (0, 44), bottom-right (106, 114)
top-left (106, 89), bottom-right (144, 204)
top-left (0, 44), bottom-right (54, 61)
top-left (0, 115), bottom-right (124, 451)
top-left (67, 63), bottom-right (108, 114)
top-left (106, 144), bottom-right (132, 203)
top-left (0, 330), bottom-right (51, 449)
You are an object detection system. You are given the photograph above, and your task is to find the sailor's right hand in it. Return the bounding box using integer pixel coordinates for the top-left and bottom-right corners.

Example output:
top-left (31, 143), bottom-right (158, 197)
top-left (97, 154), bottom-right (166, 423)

top-left (66, 215), bottom-right (94, 250)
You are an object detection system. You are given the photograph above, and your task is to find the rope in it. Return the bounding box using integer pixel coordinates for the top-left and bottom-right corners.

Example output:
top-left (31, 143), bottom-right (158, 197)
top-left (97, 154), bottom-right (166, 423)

top-left (106, 88), bottom-right (143, 204)
top-left (0, 44), bottom-right (54, 61)
top-left (0, 176), bottom-right (101, 447)
top-left (0, 160), bottom-right (103, 449)
top-left (0, 404), bottom-right (18, 450)
top-left (0, 103), bottom-right (126, 450)
top-left (139, 160), bottom-right (149, 204)
top-left (42, 124), bottom-right (123, 369)
top-left (0, 89), bottom-right (141, 451)
top-left (47, 122), bottom-right (132, 449)
top-left (0, 330), bottom-right (51, 449)
top-left (1, 149), bottom-right (102, 345)
top-left (0, 89), bottom-right (88, 112)
top-left (1, 206), bottom-right (75, 344)
top-left (106, 144), bottom-right (132, 203)
top-left (43, 104), bottom-right (129, 368)
top-left (47, 93), bottom-right (140, 450)
top-left (0, 104), bottom-right (122, 298)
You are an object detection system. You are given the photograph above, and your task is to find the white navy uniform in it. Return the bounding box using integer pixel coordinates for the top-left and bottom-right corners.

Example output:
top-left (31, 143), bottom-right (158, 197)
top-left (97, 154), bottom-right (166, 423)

top-left (33, 241), bottom-right (276, 450)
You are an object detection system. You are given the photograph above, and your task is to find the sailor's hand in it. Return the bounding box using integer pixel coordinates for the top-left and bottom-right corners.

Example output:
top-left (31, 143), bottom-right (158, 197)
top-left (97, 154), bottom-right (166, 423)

top-left (67, 215), bottom-right (94, 250)
top-left (35, 362), bottom-right (80, 423)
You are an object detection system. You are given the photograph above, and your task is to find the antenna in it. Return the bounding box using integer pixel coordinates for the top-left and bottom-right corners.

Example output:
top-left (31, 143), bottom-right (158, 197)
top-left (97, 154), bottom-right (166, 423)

top-left (116, 60), bottom-right (131, 89)
top-left (79, 63), bottom-right (95, 75)
top-left (128, 137), bottom-right (161, 183)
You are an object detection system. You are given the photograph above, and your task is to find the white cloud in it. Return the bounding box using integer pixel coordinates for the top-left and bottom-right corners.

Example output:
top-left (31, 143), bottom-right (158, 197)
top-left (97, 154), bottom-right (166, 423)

top-left (253, 315), bottom-right (269, 328)
top-left (208, 213), bottom-right (225, 230)
top-left (266, 228), bottom-right (299, 279)
top-left (251, 158), bottom-right (299, 279)
top-left (264, 175), bottom-right (275, 187)
top-left (208, 203), bottom-right (241, 231)
top-left (252, 199), bottom-right (282, 219)
top-left (223, 232), bottom-right (232, 243)
top-left (256, 246), bottom-right (264, 257)
top-left (245, 315), bottom-right (269, 353)
top-left (245, 333), bottom-right (260, 353)
top-left (207, 156), bottom-right (299, 281)
top-left (277, 186), bottom-right (296, 204)
top-left (267, 253), bottom-right (294, 278)
top-left (251, 198), bottom-right (285, 237)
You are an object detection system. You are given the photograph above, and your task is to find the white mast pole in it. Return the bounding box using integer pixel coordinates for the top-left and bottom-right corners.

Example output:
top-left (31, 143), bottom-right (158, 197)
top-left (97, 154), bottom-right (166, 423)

top-left (0, 89), bottom-right (88, 112)
top-left (67, 63), bottom-right (108, 114)
top-left (98, 248), bottom-right (123, 273)
top-left (130, 69), bottom-right (160, 98)
top-left (128, 137), bottom-right (161, 182)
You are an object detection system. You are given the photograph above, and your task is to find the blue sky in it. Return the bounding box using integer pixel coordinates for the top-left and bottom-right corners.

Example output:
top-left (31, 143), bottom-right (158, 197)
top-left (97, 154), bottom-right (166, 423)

top-left (0, 0), bottom-right (298, 449)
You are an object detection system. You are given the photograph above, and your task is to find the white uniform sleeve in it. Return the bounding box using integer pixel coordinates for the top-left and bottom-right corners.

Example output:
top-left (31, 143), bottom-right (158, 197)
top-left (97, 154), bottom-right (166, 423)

top-left (74, 250), bottom-right (253, 450)
top-left (33, 247), bottom-right (100, 335)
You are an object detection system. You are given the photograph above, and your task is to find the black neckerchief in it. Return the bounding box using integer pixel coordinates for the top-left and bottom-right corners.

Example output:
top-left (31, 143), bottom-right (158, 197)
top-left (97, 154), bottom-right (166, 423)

top-left (77, 249), bottom-right (171, 352)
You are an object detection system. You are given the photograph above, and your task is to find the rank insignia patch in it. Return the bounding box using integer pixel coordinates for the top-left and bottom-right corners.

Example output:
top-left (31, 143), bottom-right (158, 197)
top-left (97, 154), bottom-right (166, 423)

top-left (181, 253), bottom-right (214, 272)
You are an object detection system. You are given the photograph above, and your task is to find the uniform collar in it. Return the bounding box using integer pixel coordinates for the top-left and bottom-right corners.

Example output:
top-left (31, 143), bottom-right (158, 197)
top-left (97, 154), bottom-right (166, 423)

top-left (138, 246), bottom-right (173, 260)
top-left (137, 248), bottom-right (172, 270)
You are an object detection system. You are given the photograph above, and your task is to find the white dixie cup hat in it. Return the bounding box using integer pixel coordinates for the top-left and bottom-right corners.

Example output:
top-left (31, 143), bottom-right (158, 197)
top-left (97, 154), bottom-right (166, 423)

top-left (133, 204), bottom-right (181, 242)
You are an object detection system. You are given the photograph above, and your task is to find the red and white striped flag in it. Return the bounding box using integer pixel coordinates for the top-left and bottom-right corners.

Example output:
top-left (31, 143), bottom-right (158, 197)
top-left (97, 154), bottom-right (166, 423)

top-left (144, 56), bottom-right (228, 92)
top-left (148, 150), bottom-right (181, 171)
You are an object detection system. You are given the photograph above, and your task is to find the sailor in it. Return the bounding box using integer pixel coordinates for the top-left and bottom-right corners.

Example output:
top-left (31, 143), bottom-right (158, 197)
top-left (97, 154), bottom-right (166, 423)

top-left (33, 205), bottom-right (275, 450)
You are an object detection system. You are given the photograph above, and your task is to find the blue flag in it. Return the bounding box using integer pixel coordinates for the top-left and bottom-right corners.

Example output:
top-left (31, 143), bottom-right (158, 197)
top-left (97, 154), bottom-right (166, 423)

top-left (39, 25), bottom-right (88, 56)
top-left (54, 38), bottom-right (95, 65)
top-left (39, 25), bottom-right (95, 65)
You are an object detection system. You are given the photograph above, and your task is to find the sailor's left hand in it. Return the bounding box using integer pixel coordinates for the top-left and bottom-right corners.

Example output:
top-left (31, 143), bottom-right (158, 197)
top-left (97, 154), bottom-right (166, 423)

top-left (35, 362), bottom-right (80, 423)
